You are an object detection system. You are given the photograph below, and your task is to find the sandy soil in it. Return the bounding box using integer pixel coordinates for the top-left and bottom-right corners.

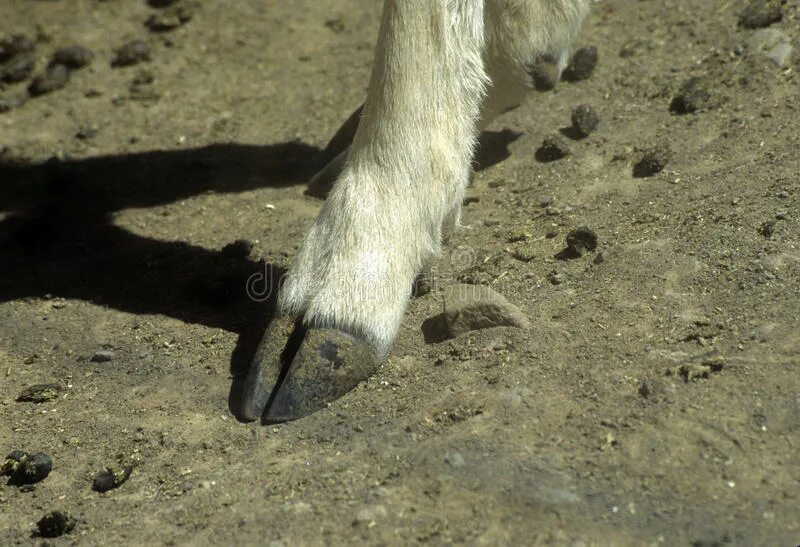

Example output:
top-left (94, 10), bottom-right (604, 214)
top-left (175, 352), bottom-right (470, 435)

top-left (1, 0), bottom-right (799, 544)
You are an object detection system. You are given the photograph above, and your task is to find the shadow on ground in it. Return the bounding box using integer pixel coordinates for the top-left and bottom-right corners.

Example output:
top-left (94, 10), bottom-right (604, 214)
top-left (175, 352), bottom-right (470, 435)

top-left (0, 129), bottom-right (520, 418)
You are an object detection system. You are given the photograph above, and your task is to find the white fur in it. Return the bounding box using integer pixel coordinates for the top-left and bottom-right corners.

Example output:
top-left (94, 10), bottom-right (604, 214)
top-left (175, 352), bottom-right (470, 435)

top-left (279, 0), bottom-right (590, 356)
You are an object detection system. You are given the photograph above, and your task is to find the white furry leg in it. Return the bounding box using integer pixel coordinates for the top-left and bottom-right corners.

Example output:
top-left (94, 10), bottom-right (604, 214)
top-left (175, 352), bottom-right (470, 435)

top-left (480, 0), bottom-right (591, 127)
top-left (279, 0), bottom-right (489, 357)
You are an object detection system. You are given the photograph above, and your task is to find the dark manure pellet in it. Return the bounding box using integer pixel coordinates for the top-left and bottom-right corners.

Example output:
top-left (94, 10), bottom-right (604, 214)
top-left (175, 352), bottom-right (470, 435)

top-left (36, 511), bottom-right (76, 538)
top-left (562, 46), bottom-right (597, 82)
top-left (738, 0), bottom-right (783, 29)
top-left (3, 451), bottom-right (53, 485)
top-left (112, 40), bottom-right (151, 67)
top-left (556, 226), bottom-right (598, 259)
top-left (92, 465), bottom-right (132, 492)
top-left (570, 104), bottom-right (599, 138)
top-left (28, 64), bottom-right (70, 96)
top-left (16, 383), bottom-right (64, 403)
top-left (670, 77), bottom-right (712, 114)
top-left (536, 134), bottom-right (571, 162)
top-left (0, 57), bottom-right (35, 83)
top-left (633, 145), bottom-right (671, 178)
top-left (52, 45), bottom-right (93, 69)
top-left (0, 34), bottom-right (35, 63)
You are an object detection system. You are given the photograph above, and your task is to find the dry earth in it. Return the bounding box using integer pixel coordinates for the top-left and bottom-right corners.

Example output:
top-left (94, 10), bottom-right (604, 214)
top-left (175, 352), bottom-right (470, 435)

top-left (1, 0), bottom-right (799, 544)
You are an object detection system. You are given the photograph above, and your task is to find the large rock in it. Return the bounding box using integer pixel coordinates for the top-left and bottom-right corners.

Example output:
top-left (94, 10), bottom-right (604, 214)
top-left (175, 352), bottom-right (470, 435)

top-left (422, 284), bottom-right (530, 342)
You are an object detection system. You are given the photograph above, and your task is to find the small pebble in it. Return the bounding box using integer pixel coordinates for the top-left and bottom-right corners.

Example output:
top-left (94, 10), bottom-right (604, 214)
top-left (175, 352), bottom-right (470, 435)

top-left (633, 145), bottom-right (671, 178)
top-left (562, 46), bottom-right (598, 82)
top-left (146, 4), bottom-right (194, 32)
top-left (536, 134), bottom-right (571, 162)
top-left (0, 57), bottom-right (35, 83)
top-left (570, 104), bottom-right (599, 137)
top-left (52, 45), bottom-right (93, 69)
top-left (16, 383), bottom-right (64, 403)
top-left (92, 466), bottom-right (132, 492)
top-left (738, 0), bottom-right (782, 29)
top-left (28, 64), bottom-right (70, 96)
top-left (36, 511), bottom-right (76, 538)
top-left (91, 350), bottom-right (115, 363)
top-left (112, 40), bottom-right (150, 67)
top-left (76, 127), bottom-right (98, 140)
top-left (670, 77), bottom-right (712, 114)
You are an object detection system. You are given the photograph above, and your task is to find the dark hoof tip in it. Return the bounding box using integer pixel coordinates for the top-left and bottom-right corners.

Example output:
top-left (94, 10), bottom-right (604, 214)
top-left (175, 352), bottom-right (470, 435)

top-left (240, 317), bottom-right (379, 423)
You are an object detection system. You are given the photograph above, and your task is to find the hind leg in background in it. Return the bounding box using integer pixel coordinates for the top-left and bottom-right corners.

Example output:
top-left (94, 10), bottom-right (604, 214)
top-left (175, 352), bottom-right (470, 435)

top-left (241, 0), bottom-right (590, 423)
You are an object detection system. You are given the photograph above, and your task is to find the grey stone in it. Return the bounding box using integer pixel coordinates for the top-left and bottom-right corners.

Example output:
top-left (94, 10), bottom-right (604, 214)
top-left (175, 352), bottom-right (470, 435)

top-left (747, 28), bottom-right (788, 51)
top-left (765, 43), bottom-right (793, 67)
top-left (91, 350), bottom-right (115, 363)
top-left (429, 284), bottom-right (530, 340)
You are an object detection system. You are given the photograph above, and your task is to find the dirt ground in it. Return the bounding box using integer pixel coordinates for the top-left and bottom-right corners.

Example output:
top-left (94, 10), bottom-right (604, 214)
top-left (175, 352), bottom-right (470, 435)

top-left (1, 0), bottom-right (799, 544)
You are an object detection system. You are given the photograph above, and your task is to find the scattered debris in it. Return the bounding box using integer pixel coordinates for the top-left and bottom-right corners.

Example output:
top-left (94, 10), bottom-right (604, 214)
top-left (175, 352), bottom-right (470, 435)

top-left (16, 383), bottom-right (64, 403)
top-left (667, 351), bottom-right (726, 382)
